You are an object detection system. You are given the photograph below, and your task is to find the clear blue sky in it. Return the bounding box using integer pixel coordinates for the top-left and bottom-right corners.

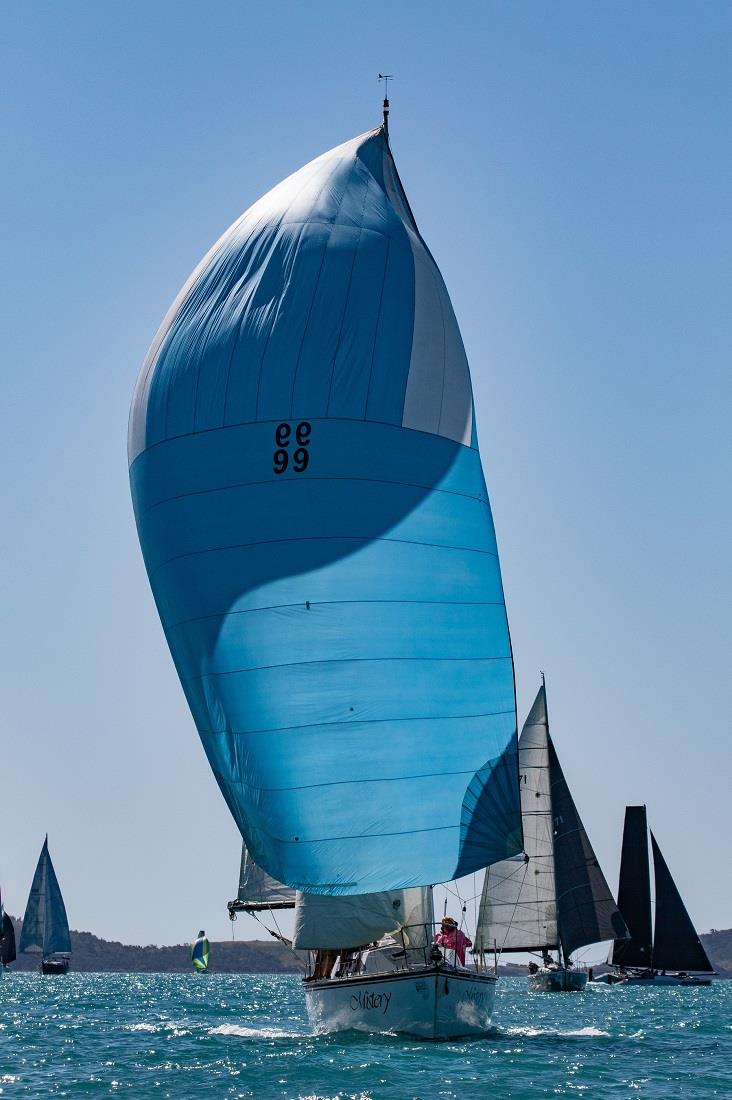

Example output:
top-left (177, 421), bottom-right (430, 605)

top-left (2, 1), bottom-right (729, 947)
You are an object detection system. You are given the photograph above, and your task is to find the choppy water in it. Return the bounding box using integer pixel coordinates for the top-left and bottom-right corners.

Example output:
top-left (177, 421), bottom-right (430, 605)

top-left (0, 972), bottom-right (729, 1098)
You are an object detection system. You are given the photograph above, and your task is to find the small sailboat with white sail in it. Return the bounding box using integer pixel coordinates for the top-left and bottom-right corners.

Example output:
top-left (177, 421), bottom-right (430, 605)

top-left (476, 679), bottom-right (628, 991)
top-left (598, 805), bottom-right (714, 986)
top-left (19, 837), bottom-right (72, 975)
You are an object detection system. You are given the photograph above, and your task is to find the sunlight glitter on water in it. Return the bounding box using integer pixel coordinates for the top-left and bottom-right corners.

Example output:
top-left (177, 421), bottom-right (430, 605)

top-left (0, 973), bottom-right (729, 1098)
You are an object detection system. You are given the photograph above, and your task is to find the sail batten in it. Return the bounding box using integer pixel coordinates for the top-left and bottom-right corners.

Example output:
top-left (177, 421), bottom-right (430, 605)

top-left (129, 124), bottom-right (521, 894)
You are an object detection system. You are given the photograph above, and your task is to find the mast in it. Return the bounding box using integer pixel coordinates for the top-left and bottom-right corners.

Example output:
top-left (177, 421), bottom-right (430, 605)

top-left (541, 673), bottom-right (562, 966)
top-left (611, 807), bottom-right (652, 968)
top-left (378, 73), bottom-right (393, 135)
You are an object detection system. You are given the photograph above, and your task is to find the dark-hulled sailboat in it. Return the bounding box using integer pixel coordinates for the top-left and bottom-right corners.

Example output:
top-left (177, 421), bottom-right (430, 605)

top-left (476, 680), bottom-right (628, 991)
top-left (19, 838), bottom-right (72, 975)
top-left (601, 806), bottom-right (713, 986)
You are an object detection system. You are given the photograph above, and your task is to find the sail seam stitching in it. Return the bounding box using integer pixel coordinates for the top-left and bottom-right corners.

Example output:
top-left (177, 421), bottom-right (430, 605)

top-left (181, 653), bottom-right (512, 684)
top-left (137, 472), bottom-right (487, 518)
top-left (151, 534), bottom-right (499, 574)
top-left (169, 600), bottom-right (505, 631)
top-left (197, 706), bottom-right (516, 739)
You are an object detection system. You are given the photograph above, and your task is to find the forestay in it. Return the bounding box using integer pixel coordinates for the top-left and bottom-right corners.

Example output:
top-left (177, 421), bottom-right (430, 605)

top-left (129, 124), bottom-right (522, 894)
top-left (293, 886), bottom-right (433, 950)
top-left (477, 687), bottom-right (557, 952)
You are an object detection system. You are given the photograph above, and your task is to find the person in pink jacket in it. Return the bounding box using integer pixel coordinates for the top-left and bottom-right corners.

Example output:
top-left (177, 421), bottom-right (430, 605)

top-left (434, 916), bottom-right (472, 965)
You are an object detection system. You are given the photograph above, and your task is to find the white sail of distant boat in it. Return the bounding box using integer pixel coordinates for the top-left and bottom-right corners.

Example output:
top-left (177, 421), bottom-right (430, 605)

top-left (477, 680), bottom-right (628, 991)
top-left (19, 837), bottom-right (72, 975)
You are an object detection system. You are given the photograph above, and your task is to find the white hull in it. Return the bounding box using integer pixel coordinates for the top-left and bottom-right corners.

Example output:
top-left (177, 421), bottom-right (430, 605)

top-left (305, 966), bottom-right (496, 1039)
top-left (528, 966), bottom-right (587, 992)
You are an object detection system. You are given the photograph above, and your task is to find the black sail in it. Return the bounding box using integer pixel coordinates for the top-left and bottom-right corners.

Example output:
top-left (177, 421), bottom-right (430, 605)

top-left (548, 738), bottom-right (628, 959)
top-left (1, 914), bottom-right (16, 965)
top-left (611, 806), bottom-right (653, 968)
top-left (651, 833), bottom-right (713, 973)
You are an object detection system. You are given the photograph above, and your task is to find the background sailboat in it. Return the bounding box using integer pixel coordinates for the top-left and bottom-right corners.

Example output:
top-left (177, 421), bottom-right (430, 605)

top-left (477, 681), bottom-right (628, 991)
top-left (19, 837), bottom-right (72, 975)
top-left (191, 931), bottom-right (210, 973)
top-left (605, 806), bottom-right (713, 986)
top-left (0, 888), bottom-right (16, 972)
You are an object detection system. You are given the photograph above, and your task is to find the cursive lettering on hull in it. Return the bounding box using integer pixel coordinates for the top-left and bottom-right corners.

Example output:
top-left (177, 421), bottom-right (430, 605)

top-left (350, 989), bottom-right (392, 1014)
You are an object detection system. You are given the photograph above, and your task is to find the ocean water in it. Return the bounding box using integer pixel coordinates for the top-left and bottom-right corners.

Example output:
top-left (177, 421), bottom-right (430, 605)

top-left (0, 973), bottom-right (729, 1099)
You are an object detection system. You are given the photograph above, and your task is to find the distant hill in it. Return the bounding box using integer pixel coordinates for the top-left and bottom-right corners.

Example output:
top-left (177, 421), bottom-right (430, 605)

top-left (701, 929), bottom-right (732, 977)
top-left (4, 917), bottom-right (301, 974)
top-left (4, 918), bottom-right (729, 976)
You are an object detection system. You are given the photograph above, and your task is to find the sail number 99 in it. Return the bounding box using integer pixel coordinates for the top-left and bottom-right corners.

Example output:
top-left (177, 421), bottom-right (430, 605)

top-left (273, 421), bottom-right (312, 475)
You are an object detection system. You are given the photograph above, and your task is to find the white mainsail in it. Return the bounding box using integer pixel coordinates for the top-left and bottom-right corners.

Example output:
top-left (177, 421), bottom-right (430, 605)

top-left (293, 887), bottom-right (433, 950)
top-left (476, 687), bottom-right (558, 952)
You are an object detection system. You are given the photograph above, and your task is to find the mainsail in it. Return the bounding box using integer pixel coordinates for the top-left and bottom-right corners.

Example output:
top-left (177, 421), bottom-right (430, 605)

top-left (650, 833), bottom-right (713, 973)
top-left (477, 684), bottom-right (626, 959)
top-left (293, 886), bottom-right (433, 950)
top-left (548, 739), bottom-right (628, 957)
top-left (230, 841), bottom-right (296, 912)
top-left (18, 838), bottom-right (72, 958)
top-left (129, 124), bottom-right (522, 894)
top-left (477, 687), bottom-right (556, 952)
top-left (611, 806), bottom-right (653, 968)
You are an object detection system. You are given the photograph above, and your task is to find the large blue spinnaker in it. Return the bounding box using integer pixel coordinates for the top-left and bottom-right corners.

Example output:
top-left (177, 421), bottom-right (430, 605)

top-left (129, 125), bottom-right (521, 894)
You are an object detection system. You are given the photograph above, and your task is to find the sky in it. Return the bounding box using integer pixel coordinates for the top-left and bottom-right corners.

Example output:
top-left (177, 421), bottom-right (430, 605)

top-left (2, 1), bottom-right (730, 949)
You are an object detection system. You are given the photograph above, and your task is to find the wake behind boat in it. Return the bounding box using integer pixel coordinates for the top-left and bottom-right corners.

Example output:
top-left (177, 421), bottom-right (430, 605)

top-left (476, 679), bottom-right (628, 992)
top-left (598, 806), bottom-right (714, 987)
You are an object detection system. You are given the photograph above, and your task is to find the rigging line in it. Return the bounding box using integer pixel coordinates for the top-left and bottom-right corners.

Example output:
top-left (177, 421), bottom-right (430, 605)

top-left (249, 909), bottom-right (306, 972)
